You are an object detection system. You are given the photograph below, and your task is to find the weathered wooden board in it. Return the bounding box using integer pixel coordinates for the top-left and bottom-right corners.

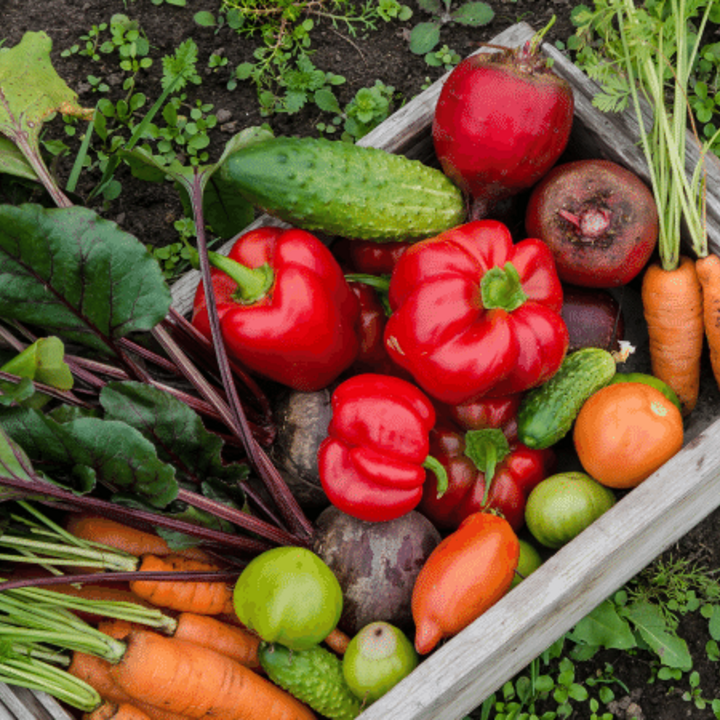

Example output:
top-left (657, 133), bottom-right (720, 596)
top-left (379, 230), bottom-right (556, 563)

top-left (13, 20), bottom-right (720, 720)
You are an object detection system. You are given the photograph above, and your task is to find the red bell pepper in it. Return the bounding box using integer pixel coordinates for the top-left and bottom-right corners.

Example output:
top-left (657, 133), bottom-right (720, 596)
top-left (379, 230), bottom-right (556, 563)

top-left (318, 373), bottom-right (447, 522)
top-left (191, 226), bottom-right (360, 392)
top-left (419, 426), bottom-right (555, 532)
top-left (384, 220), bottom-right (569, 405)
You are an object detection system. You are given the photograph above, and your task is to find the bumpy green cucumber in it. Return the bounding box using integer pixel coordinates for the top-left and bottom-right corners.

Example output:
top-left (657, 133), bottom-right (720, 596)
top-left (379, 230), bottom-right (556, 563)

top-left (219, 136), bottom-right (466, 241)
top-left (259, 641), bottom-right (362, 720)
top-left (517, 348), bottom-right (617, 450)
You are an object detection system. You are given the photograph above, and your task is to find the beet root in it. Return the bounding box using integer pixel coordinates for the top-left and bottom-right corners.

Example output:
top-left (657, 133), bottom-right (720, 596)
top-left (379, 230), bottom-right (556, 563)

top-left (561, 285), bottom-right (625, 353)
top-left (525, 159), bottom-right (658, 288)
top-left (432, 40), bottom-right (574, 219)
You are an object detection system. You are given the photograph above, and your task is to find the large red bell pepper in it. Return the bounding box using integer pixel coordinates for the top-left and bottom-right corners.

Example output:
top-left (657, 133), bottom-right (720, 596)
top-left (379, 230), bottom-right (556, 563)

top-left (384, 220), bottom-right (569, 404)
top-left (191, 226), bottom-right (360, 392)
top-left (419, 426), bottom-right (555, 532)
top-left (318, 373), bottom-right (447, 522)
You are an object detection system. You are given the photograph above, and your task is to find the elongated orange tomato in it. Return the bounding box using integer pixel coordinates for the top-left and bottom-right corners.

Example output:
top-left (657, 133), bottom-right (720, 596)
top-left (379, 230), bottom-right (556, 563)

top-left (573, 382), bottom-right (683, 489)
top-left (411, 512), bottom-right (519, 655)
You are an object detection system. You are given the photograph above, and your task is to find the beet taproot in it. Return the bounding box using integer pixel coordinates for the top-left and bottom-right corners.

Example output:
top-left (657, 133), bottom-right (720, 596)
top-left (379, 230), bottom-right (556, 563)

top-left (525, 159), bottom-right (658, 287)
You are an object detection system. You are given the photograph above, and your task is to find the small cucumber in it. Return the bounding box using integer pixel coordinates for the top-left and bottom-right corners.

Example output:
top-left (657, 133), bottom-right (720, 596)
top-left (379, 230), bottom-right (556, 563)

top-left (219, 136), bottom-right (466, 241)
top-left (259, 641), bottom-right (362, 720)
top-left (517, 348), bottom-right (617, 449)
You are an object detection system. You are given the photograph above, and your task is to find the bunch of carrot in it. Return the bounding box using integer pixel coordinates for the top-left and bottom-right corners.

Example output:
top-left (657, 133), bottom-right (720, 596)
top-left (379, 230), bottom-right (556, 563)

top-left (0, 504), bottom-right (323, 720)
top-left (609, 0), bottom-right (720, 415)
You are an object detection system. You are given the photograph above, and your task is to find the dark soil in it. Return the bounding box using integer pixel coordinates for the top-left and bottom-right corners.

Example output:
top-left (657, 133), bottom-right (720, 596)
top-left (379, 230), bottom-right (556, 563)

top-left (4, 1), bottom-right (720, 719)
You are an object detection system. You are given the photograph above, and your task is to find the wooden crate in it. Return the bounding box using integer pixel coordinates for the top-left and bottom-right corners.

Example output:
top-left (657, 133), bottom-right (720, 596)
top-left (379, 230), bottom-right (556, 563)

top-left (8, 20), bottom-right (720, 720)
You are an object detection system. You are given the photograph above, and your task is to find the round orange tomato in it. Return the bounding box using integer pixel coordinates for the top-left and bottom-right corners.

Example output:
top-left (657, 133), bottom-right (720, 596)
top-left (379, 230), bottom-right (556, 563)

top-left (573, 382), bottom-right (683, 489)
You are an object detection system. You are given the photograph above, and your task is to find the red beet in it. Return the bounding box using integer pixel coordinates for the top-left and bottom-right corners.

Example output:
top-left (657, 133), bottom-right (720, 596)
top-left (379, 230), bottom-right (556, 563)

top-left (525, 159), bottom-right (659, 288)
top-left (561, 285), bottom-right (625, 353)
top-left (432, 40), bottom-right (574, 219)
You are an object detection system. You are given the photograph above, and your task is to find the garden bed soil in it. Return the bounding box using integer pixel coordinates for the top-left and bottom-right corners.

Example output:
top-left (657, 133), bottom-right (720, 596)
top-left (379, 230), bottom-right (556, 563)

top-left (4, 2), bottom-right (720, 718)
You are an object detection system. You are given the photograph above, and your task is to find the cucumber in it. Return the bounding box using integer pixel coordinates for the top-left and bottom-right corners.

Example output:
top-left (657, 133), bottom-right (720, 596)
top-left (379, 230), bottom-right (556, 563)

top-left (259, 641), bottom-right (362, 720)
top-left (517, 348), bottom-right (617, 449)
top-left (219, 136), bottom-right (466, 241)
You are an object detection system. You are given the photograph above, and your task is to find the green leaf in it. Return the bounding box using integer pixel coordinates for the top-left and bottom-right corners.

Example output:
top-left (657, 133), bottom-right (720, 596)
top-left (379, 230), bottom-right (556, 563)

top-left (416, 0), bottom-right (442, 13)
top-left (623, 601), bottom-right (693, 670)
top-left (0, 32), bottom-right (92, 154)
top-left (451, 2), bottom-right (494, 26)
top-left (99, 381), bottom-right (249, 485)
top-left (409, 22), bottom-right (441, 55)
top-left (568, 599), bottom-right (637, 650)
top-left (194, 11), bottom-right (216, 26)
top-left (0, 407), bottom-right (178, 506)
top-left (0, 204), bottom-right (172, 354)
top-left (709, 605), bottom-right (720, 640)
top-left (314, 87), bottom-right (341, 114)
top-left (202, 174), bottom-right (255, 239)
top-left (0, 137), bottom-right (38, 181)
top-left (1, 337), bottom-right (73, 391)
top-left (0, 427), bottom-right (39, 500)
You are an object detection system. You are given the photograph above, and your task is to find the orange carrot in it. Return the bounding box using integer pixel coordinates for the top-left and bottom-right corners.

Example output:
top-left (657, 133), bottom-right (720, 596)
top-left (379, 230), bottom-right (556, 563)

top-left (129, 554), bottom-right (235, 615)
top-left (641, 256), bottom-right (705, 415)
top-left (66, 514), bottom-right (211, 561)
top-left (173, 613), bottom-right (261, 669)
top-left (696, 252), bottom-right (720, 389)
top-left (84, 701), bottom-right (152, 720)
top-left (70, 651), bottom-right (195, 720)
top-left (110, 630), bottom-right (316, 720)
top-left (69, 652), bottom-right (134, 707)
top-left (100, 612), bottom-right (261, 669)
top-left (323, 627), bottom-right (351, 656)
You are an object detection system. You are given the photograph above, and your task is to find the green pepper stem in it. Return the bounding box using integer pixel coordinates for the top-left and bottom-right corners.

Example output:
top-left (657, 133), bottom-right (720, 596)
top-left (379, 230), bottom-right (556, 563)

top-left (424, 455), bottom-right (448, 498)
top-left (463, 429), bottom-right (511, 504)
top-left (183, 240), bottom-right (273, 304)
top-left (344, 273), bottom-right (392, 316)
top-left (480, 262), bottom-right (528, 312)
top-left (206, 251), bottom-right (274, 304)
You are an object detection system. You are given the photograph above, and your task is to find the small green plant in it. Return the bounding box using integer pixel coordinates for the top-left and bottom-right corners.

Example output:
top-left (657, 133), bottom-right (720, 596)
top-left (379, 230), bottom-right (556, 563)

top-left (316, 80), bottom-right (397, 141)
top-left (409, 0), bottom-right (494, 56)
top-left (253, 53), bottom-right (346, 115)
top-left (424, 43), bottom-right (461, 69)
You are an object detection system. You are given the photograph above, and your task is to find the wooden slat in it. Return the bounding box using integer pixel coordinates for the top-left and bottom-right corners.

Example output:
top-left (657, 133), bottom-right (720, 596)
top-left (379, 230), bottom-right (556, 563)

top-left (0, 685), bottom-right (73, 720)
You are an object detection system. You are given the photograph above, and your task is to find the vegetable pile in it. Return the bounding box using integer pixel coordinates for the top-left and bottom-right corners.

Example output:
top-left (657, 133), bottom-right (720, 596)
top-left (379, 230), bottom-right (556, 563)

top-left (1, 15), bottom-right (720, 720)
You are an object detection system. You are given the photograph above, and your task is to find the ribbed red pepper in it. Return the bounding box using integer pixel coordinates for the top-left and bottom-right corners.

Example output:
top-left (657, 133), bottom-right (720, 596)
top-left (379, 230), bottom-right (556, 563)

top-left (384, 220), bottom-right (569, 404)
top-left (192, 226), bottom-right (360, 392)
top-left (318, 374), bottom-right (446, 522)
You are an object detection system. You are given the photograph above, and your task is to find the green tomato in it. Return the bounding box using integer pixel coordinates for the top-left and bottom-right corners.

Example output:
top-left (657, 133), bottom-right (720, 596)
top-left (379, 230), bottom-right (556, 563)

top-left (343, 621), bottom-right (418, 704)
top-left (510, 539), bottom-right (543, 588)
top-left (608, 372), bottom-right (681, 411)
top-left (525, 472), bottom-right (616, 549)
top-left (233, 546), bottom-right (343, 650)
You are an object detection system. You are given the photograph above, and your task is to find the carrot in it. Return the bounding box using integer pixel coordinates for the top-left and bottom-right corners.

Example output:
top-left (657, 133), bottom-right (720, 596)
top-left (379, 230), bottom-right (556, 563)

top-left (110, 629), bottom-right (316, 720)
top-left (66, 514), bottom-right (211, 561)
top-left (696, 252), bottom-right (720, 389)
top-left (84, 701), bottom-right (153, 720)
top-left (129, 554), bottom-right (235, 615)
top-left (323, 627), bottom-right (351, 656)
top-left (641, 256), bottom-right (705, 415)
top-left (69, 652), bottom-right (134, 707)
top-left (173, 613), bottom-right (261, 669)
top-left (70, 651), bottom-right (195, 720)
top-left (100, 611), bottom-right (261, 669)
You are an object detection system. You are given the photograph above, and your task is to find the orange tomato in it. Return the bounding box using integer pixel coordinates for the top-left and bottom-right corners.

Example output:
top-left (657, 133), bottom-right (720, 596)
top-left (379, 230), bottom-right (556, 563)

top-left (411, 512), bottom-right (519, 655)
top-left (573, 382), bottom-right (683, 489)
